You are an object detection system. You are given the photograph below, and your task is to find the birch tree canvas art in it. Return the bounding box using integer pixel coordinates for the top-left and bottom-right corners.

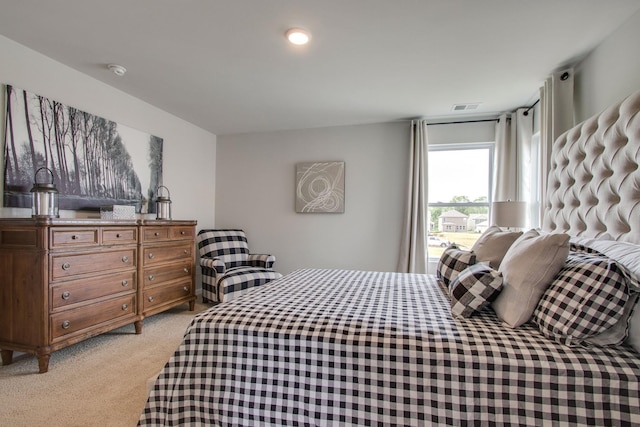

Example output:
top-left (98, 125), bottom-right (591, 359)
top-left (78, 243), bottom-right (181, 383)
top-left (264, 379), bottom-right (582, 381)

top-left (3, 85), bottom-right (163, 213)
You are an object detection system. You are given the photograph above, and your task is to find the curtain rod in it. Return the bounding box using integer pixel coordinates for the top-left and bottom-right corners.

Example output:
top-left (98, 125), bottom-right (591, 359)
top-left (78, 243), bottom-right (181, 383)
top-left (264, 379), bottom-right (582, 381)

top-left (411, 99), bottom-right (540, 125)
top-left (426, 118), bottom-right (498, 126)
top-left (523, 99), bottom-right (540, 116)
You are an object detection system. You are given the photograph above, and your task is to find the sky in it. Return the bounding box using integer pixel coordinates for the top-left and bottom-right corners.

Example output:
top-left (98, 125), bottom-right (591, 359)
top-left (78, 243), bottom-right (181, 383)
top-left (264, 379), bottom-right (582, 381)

top-left (427, 148), bottom-right (490, 203)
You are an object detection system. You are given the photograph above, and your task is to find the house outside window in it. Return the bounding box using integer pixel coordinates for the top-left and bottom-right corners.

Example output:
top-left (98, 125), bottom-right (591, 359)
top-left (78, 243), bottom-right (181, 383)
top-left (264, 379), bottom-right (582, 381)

top-left (427, 143), bottom-right (494, 270)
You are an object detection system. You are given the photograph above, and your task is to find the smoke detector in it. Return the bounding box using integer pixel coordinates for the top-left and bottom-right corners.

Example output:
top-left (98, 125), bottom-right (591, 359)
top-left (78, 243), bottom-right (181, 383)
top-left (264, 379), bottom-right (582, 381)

top-left (452, 103), bottom-right (481, 112)
top-left (107, 63), bottom-right (127, 76)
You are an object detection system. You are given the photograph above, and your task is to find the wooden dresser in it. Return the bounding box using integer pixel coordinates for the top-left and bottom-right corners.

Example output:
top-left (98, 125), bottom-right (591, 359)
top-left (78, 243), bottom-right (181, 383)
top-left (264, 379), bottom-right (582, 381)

top-left (138, 220), bottom-right (196, 319)
top-left (0, 218), bottom-right (197, 373)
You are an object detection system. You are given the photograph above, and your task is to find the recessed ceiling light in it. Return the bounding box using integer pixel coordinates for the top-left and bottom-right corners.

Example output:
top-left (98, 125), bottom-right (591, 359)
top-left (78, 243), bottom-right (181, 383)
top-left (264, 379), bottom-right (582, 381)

top-left (285, 28), bottom-right (311, 45)
top-left (107, 63), bottom-right (127, 76)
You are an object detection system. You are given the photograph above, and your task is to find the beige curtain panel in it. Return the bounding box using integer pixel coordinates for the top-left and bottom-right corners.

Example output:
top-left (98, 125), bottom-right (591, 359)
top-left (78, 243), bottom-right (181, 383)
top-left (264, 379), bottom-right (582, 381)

top-left (397, 119), bottom-right (429, 273)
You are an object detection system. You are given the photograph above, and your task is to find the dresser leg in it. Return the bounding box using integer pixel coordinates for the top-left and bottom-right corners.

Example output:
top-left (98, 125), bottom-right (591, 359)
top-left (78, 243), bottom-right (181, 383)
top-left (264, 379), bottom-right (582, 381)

top-left (37, 352), bottom-right (50, 373)
top-left (189, 300), bottom-right (195, 311)
top-left (135, 320), bottom-right (143, 334)
top-left (1, 349), bottom-right (13, 366)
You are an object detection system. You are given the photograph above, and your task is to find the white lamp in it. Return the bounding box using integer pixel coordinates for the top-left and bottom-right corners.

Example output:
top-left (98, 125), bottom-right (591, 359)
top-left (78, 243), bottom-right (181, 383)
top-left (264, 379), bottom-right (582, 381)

top-left (491, 200), bottom-right (526, 230)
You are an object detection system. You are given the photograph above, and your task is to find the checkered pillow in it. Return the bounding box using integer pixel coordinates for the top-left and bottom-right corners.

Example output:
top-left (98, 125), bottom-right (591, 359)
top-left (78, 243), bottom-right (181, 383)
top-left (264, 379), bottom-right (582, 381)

top-left (449, 263), bottom-right (503, 318)
top-left (436, 245), bottom-right (476, 287)
top-left (533, 250), bottom-right (633, 346)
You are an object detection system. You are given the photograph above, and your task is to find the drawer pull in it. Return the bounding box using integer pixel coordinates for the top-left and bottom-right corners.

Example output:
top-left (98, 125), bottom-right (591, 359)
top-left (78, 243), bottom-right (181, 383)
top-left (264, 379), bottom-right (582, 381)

top-left (148, 296), bottom-right (154, 302)
top-left (180, 231), bottom-right (186, 235)
top-left (116, 233), bottom-right (121, 238)
top-left (122, 304), bottom-right (128, 311)
top-left (122, 256), bottom-right (129, 263)
top-left (62, 320), bottom-right (71, 329)
top-left (154, 232), bottom-right (160, 236)
top-left (62, 291), bottom-right (71, 300)
top-left (183, 286), bottom-right (189, 293)
top-left (183, 268), bottom-right (189, 273)
top-left (148, 253), bottom-right (154, 259)
top-left (62, 263), bottom-right (71, 271)
top-left (148, 275), bottom-right (154, 281)
top-left (71, 235), bottom-right (78, 240)
top-left (121, 280), bottom-right (129, 287)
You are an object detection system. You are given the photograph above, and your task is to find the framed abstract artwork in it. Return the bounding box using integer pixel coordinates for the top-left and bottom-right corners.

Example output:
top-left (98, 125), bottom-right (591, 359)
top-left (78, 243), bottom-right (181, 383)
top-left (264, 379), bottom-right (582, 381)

top-left (295, 161), bottom-right (345, 213)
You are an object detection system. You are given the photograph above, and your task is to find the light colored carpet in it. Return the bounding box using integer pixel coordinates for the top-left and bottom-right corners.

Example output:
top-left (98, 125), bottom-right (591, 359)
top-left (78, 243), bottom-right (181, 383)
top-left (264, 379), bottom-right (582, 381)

top-left (0, 302), bottom-right (210, 427)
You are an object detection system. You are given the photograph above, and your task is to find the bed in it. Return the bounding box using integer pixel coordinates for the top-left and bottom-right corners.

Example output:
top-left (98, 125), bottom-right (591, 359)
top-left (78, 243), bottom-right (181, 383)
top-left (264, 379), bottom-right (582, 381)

top-left (139, 90), bottom-right (640, 426)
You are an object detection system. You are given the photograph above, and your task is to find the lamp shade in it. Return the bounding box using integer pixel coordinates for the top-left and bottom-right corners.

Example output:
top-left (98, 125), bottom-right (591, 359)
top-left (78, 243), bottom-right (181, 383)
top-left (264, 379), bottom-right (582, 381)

top-left (491, 201), bottom-right (526, 228)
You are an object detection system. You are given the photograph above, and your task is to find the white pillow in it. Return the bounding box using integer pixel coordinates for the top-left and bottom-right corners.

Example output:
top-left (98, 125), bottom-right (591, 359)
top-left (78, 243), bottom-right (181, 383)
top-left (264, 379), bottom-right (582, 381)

top-left (583, 239), bottom-right (640, 280)
top-left (491, 229), bottom-right (570, 328)
top-left (471, 225), bottom-right (522, 269)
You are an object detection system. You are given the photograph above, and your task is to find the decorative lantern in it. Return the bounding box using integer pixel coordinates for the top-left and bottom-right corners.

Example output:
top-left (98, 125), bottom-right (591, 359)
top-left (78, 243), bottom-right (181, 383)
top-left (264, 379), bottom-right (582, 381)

top-left (30, 167), bottom-right (59, 218)
top-left (155, 185), bottom-right (172, 220)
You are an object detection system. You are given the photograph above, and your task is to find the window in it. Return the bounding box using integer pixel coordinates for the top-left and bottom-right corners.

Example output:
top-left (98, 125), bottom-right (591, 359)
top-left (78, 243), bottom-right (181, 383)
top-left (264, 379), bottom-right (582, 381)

top-left (427, 143), bottom-right (494, 268)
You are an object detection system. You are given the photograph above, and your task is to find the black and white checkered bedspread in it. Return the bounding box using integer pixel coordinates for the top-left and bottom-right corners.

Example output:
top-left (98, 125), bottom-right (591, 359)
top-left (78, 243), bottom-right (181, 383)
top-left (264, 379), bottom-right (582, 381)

top-left (139, 268), bottom-right (640, 426)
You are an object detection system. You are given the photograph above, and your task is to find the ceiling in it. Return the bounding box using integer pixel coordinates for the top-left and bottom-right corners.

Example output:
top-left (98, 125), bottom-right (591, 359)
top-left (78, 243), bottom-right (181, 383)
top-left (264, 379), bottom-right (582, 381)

top-left (1, 0), bottom-right (639, 136)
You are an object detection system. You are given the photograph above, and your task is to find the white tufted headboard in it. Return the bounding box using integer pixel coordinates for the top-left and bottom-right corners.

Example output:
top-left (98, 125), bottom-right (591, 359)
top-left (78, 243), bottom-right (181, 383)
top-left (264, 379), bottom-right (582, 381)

top-left (542, 90), bottom-right (640, 244)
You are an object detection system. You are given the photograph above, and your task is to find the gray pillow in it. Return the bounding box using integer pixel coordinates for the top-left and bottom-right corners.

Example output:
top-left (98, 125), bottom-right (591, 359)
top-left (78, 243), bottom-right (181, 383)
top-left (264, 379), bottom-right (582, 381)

top-left (471, 225), bottom-right (522, 269)
top-left (491, 229), bottom-right (570, 328)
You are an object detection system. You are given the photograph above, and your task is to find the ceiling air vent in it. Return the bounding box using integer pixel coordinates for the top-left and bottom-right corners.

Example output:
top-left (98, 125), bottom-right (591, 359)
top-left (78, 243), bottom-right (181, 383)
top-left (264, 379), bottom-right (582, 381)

top-left (452, 103), bottom-right (481, 112)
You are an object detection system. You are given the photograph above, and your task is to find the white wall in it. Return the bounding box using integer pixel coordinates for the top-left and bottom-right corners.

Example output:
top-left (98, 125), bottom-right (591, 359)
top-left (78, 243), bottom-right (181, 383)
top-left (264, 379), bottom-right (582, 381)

top-left (216, 120), bottom-right (495, 275)
top-left (0, 35), bottom-right (217, 230)
top-left (574, 9), bottom-right (640, 122)
top-left (216, 123), bottom-right (408, 275)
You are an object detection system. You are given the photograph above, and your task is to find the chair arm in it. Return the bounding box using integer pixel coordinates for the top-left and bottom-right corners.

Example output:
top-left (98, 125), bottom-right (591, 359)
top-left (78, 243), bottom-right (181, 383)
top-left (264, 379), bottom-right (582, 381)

top-left (200, 257), bottom-right (226, 274)
top-left (247, 254), bottom-right (276, 269)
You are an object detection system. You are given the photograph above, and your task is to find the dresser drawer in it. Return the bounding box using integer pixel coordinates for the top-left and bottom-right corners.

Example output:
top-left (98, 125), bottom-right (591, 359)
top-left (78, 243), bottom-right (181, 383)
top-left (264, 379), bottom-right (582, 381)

top-left (51, 271), bottom-right (136, 309)
top-left (169, 226), bottom-right (195, 240)
top-left (102, 227), bottom-right (137, 245)
top-left (143, 261), bottom-right (192, 288)
top-left (143, 281), bottom-right (192, 311)
top-left (142, 242), bottom-right (192, 266)
top-left (51, 248), bottom-right (137, 280)
top-left (0, 228), bottom-right (38, 247)
top-left (50, 228), bottom-right (99, 249)
top-left (50, 294), bottom-right (136, 340)
top-left (142, 227), bottom-right (170, 242)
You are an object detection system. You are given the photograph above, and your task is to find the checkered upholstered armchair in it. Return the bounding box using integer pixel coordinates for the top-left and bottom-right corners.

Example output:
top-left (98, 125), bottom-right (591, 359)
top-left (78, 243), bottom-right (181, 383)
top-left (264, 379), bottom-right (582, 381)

top-left (197, 229), bottom-right (282, 303)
